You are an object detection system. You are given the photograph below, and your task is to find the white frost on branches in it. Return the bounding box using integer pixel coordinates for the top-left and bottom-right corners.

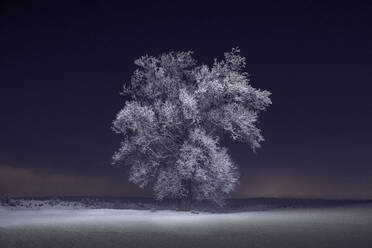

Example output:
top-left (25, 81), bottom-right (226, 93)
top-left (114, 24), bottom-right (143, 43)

top-left (112, 48), bottom-right (271, 205)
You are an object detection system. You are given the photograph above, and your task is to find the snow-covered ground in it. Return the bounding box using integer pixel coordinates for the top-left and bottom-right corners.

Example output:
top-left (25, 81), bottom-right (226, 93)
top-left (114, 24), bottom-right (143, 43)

top-left (1, 204), bottom-right (372, 248)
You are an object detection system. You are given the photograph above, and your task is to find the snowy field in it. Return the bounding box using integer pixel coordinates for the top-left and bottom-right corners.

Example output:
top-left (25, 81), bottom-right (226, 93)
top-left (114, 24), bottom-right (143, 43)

top-left (1, 203), bottom-right (372, 248)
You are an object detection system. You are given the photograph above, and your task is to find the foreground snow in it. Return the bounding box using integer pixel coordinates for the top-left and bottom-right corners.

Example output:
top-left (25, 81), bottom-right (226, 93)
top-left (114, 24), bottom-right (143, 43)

top-left (1, 204), bottom-right (372, 248)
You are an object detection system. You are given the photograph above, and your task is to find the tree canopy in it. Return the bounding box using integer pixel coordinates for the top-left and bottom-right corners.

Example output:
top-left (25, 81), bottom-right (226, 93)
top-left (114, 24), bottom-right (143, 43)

top-left (112, 48), bottom-right (271, 206)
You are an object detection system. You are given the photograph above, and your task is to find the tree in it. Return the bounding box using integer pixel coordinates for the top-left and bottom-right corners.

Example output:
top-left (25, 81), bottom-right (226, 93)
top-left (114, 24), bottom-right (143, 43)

top-left (112, 48), bottom-right (271, 210)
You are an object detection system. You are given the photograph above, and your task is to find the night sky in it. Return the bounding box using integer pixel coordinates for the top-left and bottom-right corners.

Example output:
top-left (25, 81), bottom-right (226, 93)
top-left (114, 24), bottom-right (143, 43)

top-left (1, 1), bottom-right (371, 199)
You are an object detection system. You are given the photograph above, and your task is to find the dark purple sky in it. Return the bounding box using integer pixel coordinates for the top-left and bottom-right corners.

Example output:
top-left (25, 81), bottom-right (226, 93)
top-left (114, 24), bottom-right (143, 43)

top-left (1, 1), bottom-right (371, 199)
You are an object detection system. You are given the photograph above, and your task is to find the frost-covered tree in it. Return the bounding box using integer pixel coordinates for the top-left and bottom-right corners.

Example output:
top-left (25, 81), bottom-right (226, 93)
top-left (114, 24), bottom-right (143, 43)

top-left (112, 48), bottom-right (271, 210)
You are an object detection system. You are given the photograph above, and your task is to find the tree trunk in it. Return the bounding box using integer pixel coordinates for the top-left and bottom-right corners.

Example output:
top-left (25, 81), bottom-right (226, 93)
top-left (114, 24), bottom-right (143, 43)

top-left (178, 179), bottom-right (192, 211)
